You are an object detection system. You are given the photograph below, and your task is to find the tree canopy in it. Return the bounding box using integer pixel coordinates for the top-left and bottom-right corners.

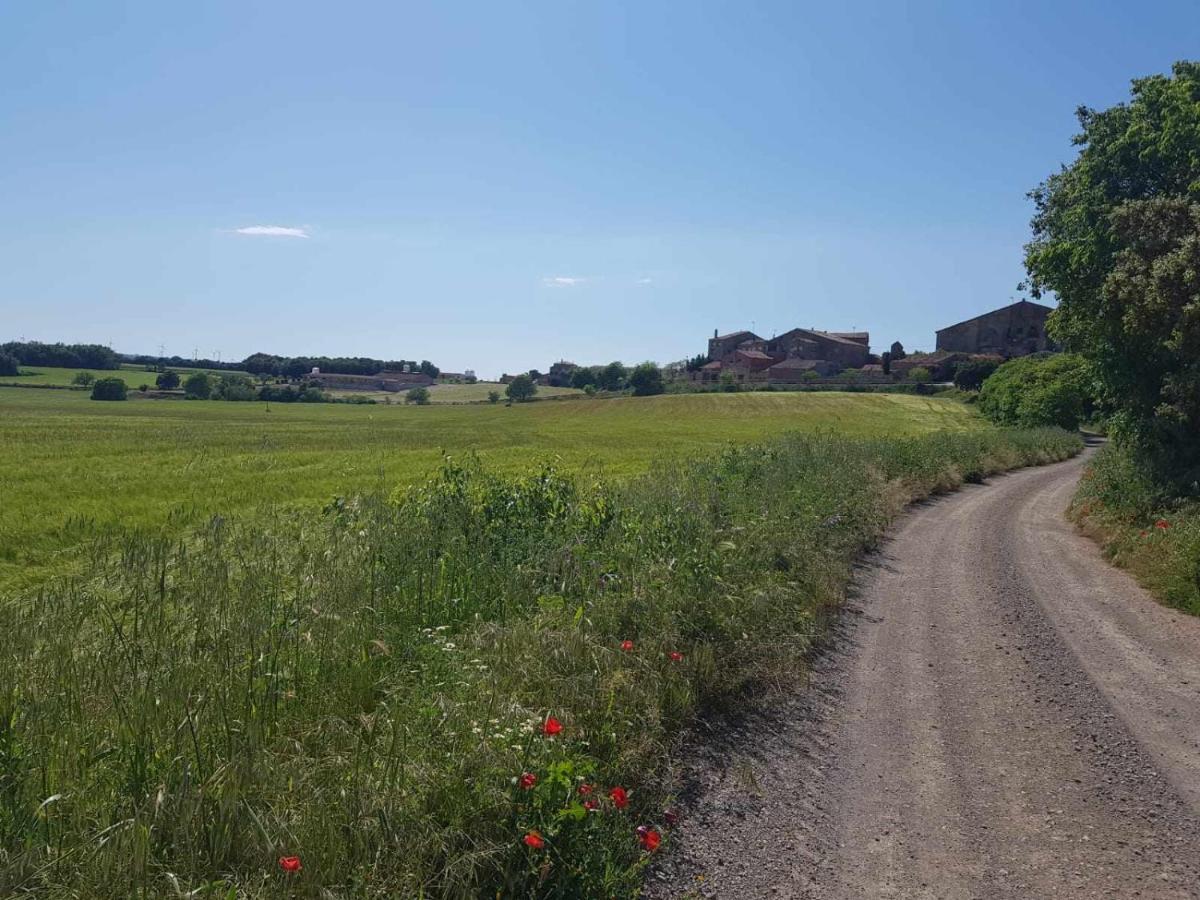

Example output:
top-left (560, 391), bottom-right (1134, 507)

top-left (978, 354), bottom-right (1092, 431)
top-left (505, 374), bottom-right (537, 402)
top-left (1024, 60), bottom-right (1200, 487)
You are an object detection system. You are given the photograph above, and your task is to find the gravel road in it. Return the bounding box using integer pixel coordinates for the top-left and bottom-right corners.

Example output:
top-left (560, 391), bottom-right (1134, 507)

top-left (647, 449), bottom-right (1200, 899)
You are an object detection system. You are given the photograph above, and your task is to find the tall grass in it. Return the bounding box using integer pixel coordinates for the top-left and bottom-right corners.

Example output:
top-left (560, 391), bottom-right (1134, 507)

top-left (0, 428), bottom-right (1081, 897)
top-left (1071, 442), bottom-right (1200, 614)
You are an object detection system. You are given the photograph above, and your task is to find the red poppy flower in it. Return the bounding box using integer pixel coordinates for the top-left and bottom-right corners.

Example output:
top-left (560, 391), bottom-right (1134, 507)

top-left (637, 825), bottom-right (662, 851)
top-left (668, 651), bottom-right (683, 662)
top-left (1155, 519), bottom-right (1170, 530)
top-left (523, 830), bottom-right (545, 850)
top-left (609, 786), bottom-right (629, 809)
top-left (278, 856), bottom-right (302, 873)
top-left (621, 639), bottom-right (634, 652)
top-left (578, 783), bottom-right (594, 796)
top-left (583, 799), bottom-right (598, 811)
top-left (663, 809), bottom-right (679, 826)
top-left (543, 716), bottom-right (562, 737)
top-left (519, 772), bottom-right (537, 790)
top-left (1140, 530), bottom-right (1148, 538)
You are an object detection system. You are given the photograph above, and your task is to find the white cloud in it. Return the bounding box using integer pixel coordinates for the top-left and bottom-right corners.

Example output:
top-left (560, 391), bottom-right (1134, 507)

top-left (234, 225), bottom-right (310, 238)
top-left (636, 277), bottom-right (653, 285)
top-left (542, 276), bottom-right (584, 287)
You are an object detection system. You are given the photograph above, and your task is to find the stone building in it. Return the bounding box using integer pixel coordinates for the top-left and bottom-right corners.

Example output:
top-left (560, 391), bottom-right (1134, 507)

top-left (935, 300), bottom-right (1055, 356)
top-left (698, 326), bottom-right (870, 383)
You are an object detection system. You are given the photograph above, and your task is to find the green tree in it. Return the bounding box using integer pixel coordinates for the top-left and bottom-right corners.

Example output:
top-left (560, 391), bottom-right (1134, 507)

top-left (906, 366), bottom-right (931, 383)
top-left (598, 361), bottom-right (627, 391)
top-left (628, 362), bottom-right (665, 396)
top-left (71, 371), bottom-right (95, 386)
top-left (406, 386), bottom-right (431, 405)
top-left (183, 372), bottom-right (212, 399)
top-left (978, 354), bottom-right (1092, 430)
top-left (155, 370), bottom-right (181, 390)
top-left (487, 390), bottom-right (501, 404)
top-left (506, 374), bottom-right (537, 402)
top-left (570, 368), bottom-right (596, 389)
top-left (1024, 61), bottom-right (1200, 486)
top-left (953, 359), bottom-right (1000, 391)
top-left (0, 352), bottom-right (17, 376)
top-left (215, 374), bottom-right (257, 401)
top-left (90, 377), bottom-right (127, 401)
top-left (889, 341), bottom-right (906, 361)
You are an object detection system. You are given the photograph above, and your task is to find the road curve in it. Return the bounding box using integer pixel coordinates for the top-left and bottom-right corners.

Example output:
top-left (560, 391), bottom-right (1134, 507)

top-left (648, 449), bottom-right (1200, 899)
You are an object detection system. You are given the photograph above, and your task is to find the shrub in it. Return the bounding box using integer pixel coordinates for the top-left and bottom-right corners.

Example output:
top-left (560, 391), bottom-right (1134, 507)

top-left (487, 390), bottom-right (501, 404)
top-left (628, 362), bottom-right (664, 396)
top-left (978, 353), bottom-right (1093, 430)
top-left (506, 374), bottom-right (537, 402)
top-left (90, 377), bottom-right (127, 401)
top-left (71, 371), bottom-right (95, 386)
top-left (214, 374), bottom-right (257, 401)
top-left (183, 372), bottom-right (212, 399)
top-left (155, 370), bottom-right (181, 390)
top-left (406, 386), bottom-right (431, 405)
top-left (298, 387), bottom-right (327, 403)
top-left (906, 366), bottom-right (931, 382)
top-left (0, 352), bottom-right (19, 377)
top-left (953, 359), bottom-right (999, 391)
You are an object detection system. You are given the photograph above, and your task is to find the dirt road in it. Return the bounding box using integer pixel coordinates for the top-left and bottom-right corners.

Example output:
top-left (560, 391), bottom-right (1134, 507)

top-left (648, 449), bottom-right (1200, 899)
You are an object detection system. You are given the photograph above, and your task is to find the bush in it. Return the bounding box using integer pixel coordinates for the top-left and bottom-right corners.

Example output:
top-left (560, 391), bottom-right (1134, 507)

top-left (71, 372), bottom-right (95, 386)
top-left (183, 372), bottom-right (212, 399)
top-left (978, 353), bottom-right (1093, 430)
top-left (953, 359), bottom-right (999, 391)
top-left (298, 387), bottom-right (327, 403)
top-left (506, 374), bottom-right (537, 402)
top-left (90, 377), bottom-right (127, 401)
top-left (155, 371), bottom-right (181, 390)
top-left (406, 386), bottom-right (431, 405)
top-left (214, 374), bottom-right (257, 401)
top-left (906, 366), bottom-right (932, 382)
top-left (628, 362), bottom-right (665, 397)
top-left (487, 390), bottom-right (501, 404)
top-left (0, 352), bottom-right (18, 377)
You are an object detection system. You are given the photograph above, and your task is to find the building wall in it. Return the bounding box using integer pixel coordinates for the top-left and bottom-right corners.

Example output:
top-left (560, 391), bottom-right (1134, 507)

top-left (936, 302), bottom-right (1053, 356)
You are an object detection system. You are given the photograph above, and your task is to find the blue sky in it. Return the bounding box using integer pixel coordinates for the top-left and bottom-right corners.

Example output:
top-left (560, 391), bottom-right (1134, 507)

top-left (2, 2), bottom-right (1198, 376)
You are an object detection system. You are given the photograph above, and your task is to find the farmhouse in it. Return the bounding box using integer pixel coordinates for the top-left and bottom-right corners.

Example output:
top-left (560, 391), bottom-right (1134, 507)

top-left (936, 300), bottom-right (1054, 356)
top-left (696, 326), bottom-right (871, 383)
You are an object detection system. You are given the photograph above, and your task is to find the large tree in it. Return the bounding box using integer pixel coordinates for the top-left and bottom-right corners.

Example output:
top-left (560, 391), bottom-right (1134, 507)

top-left (1024, 61), bottom-right (1200, 488)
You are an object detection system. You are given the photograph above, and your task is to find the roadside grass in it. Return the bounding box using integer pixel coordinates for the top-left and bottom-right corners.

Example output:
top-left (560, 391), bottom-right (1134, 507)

top-left (0, 427), bottom-right (1081, 898)
top-left (1071, 444), bottom-right (1200, 614)
top-left (0, 387), bottom-right (984, 591)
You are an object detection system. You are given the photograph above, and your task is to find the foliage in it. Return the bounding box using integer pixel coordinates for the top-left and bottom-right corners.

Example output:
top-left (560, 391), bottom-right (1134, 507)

top-left (952, 359), bottom-right (1000, 391)
top-left (89, 377), bottom-right (127, 401)
top-left (1024, 60), bottom-right (1200, 489)
top-left (628, 362), bottom-right (665, 396)
top-left (889, 341), bottom-right (906, 361)
top-left (71, 371), bottom-right (95, 386)
top-left (0, 341), bottom-right (118, 370)
top-left (598, 361), bottom-right (627, 392)
top-left (406, 386), bottom-right (431, 405)
top-left (684, 354), bottom-right (709, 373)
top-left (0, 426), bottom-right (1079, 897)
top-left (977, 353), bottom-right (1092, 429)
top-left (506, 374), bottom-right (538, 402)
top-left (570, 368), bottom-right (596, 389)
top-left (488, 390), bottom-right (501, 404)
top-left (155, 370), bottom-right (181, 390)
top-left (0, 353), bottom-right (18, 377)
top-left (183, 372), bottom-right (212, 399)
top-left (1071, 443), bottom-right (1200, 614)
top-left (242, 353), bottom-right (439, 379)
top-left (214, 374), bottom-right (257, 401)
top-left (906, 366), bottom-right (931, 383)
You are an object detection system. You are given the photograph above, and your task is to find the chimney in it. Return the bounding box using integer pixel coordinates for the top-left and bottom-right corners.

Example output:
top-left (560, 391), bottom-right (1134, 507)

top-left (713, 328), bottom-right (718, 338)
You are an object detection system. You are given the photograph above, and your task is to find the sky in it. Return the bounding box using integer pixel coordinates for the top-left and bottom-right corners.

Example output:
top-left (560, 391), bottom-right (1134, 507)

top-left (2, 2), bottom-right (1198, 377)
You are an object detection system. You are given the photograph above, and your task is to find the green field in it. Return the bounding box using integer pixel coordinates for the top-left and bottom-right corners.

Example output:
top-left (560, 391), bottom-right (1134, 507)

top-left (0, 363), bottom-right (249, 389)
top-left (325, 380), bottom-right (584, 403)
top-left (0, 387), bottom-right (982, 589)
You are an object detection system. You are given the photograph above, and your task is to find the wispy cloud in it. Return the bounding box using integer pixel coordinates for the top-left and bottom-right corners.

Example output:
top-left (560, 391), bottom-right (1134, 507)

top-left (542, 276), bottom-right (584, 287)
top-left (234, 225), bottom-right (310, 238)
top-left (636, 277), bottom-right (653, 285)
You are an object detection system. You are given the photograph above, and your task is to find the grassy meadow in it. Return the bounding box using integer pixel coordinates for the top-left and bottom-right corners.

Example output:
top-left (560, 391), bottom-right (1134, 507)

top-left (0, 418), bottom-right (1082, 898)
top-left (0, 363), bottom-right (249, 389)
top-left (0, 387), bottom-right (981, 590)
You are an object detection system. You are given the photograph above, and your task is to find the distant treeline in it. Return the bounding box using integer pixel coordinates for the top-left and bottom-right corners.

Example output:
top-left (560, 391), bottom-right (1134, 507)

top-left (120, 353), bottom-right (244, 372)
top-left (241, 353), bottom-right (440, 378)
top-left (2, 341), bottom-right (120, 370)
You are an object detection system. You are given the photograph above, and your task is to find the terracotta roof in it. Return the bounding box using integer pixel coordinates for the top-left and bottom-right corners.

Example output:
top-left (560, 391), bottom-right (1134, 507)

top-left (767, 357), bottom-right (825, 370)
top-left (735, 349), bottom-right (773, 360)
top-left (701, 360), bottom-right (723, 370)
top-left (775, 327), bottom-right (866, 348)
top-left (714, 330), bottom-right (761, 341)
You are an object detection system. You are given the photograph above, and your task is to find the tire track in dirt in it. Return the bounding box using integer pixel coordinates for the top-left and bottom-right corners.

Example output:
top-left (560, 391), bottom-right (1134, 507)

top-left (647, 449), bottom-right (1200, 899)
